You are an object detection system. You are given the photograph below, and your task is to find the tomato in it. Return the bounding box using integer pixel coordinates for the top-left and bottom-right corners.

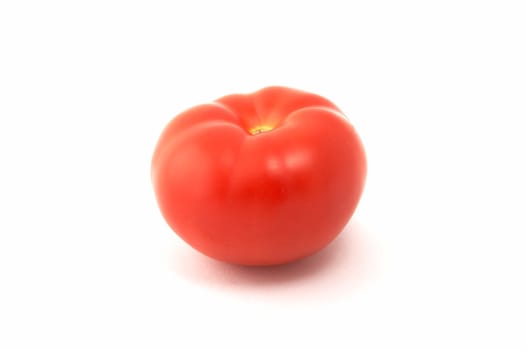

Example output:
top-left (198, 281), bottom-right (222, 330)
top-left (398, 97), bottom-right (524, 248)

top-left (151, 86), bottom-right (366, 266)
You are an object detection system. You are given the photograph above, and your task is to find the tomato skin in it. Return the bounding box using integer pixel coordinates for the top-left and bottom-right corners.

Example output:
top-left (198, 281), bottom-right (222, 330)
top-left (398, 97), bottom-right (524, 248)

top-left (152, 87), bottom-right (366, 266)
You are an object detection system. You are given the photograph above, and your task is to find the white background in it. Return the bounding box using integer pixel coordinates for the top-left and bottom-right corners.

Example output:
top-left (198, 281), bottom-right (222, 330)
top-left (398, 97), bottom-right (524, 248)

top-left (1, 0), bottom-right (525, 348)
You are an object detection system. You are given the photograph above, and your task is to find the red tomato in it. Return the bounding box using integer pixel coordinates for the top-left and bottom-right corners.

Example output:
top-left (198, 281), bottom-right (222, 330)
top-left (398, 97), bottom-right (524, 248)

top-left (151, 86), bottom-right (366, 266)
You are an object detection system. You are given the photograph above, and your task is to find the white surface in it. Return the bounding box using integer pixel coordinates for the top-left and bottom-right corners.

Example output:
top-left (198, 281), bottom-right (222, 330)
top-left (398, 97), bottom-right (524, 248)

top-left (1, 1), bottom-right (525, 348)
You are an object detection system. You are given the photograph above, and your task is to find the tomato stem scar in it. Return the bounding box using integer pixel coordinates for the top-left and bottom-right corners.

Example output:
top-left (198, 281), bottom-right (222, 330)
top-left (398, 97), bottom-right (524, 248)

top-left (249, 125), bottom-right (274, 135)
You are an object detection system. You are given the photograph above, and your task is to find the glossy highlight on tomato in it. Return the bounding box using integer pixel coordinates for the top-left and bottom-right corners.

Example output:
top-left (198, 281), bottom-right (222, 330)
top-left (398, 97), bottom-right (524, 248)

top-left (151, 86), bottom-right (366, 266)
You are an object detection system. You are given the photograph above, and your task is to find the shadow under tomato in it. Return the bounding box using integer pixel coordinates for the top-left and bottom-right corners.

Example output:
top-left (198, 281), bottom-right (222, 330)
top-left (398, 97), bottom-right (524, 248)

top-left (169, 220), bottom-right (375, 300)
